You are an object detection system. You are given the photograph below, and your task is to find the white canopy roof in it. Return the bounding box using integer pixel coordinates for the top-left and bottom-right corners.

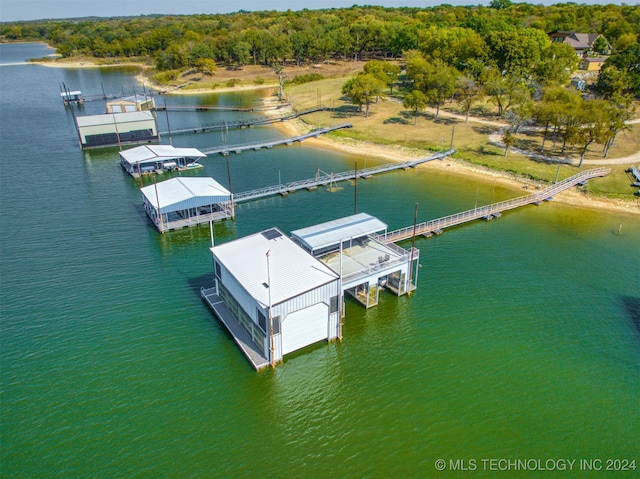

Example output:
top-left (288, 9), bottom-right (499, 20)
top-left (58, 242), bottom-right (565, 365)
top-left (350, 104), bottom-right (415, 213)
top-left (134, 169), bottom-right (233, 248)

top-left (212, 228), bottom-right (338, 308)
top-left (107, 94), bottom-right (152, 104)
top-left (76, 110), bottom-right (155, 128)
top-left (120, 144), bottom-right (206, 166)
top-left (141, 177), bottom-right (231, 214)
top-left (291, 212), bottom-right (387, 253)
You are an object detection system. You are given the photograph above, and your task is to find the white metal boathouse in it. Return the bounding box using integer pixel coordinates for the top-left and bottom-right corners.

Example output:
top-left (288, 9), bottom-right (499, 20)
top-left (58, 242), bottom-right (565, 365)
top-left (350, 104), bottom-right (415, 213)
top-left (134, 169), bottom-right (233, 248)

top-left (106, 94), bottom-right (155, 113)
top-left (201, 228), bottom-right (341, 370)
top-left (120, 145), bottom-right (206, 177)
top-left (140, 176), bottom-right (233, 233)
top-left (76, 111), bottom-right (158, 149)
top-left (291, 213), bottom-right (419, 307)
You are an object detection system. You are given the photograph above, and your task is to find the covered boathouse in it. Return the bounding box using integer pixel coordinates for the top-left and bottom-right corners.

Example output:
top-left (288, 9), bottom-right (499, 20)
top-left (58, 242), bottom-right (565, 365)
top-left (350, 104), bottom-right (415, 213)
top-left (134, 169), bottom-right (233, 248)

top-left (106, 94), bottom-right (155, 113)
top-left (291, 213), bottom-right (419, 308)
top-left (140, 176), bottom-right (233, 233)
top-left (120, 145), bottom-right (206, 177)
top-left (76, 111), bottom-right (158, 149)
top-left (201, 228), bottom-right (341, 370)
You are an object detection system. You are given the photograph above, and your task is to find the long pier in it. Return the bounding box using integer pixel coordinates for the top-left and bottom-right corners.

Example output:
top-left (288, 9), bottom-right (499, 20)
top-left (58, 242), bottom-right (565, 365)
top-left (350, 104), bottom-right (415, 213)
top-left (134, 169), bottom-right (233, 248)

top-left (372, 167), bottom-right (611, 244)
top-left (155, 104), bottom-right (253, 112)
top-left (233, 150), bottom-right (455, 203)
top-left (158, 107), bottom-right (327, 136)
top-left (201, 123), bottom-right (352, 156)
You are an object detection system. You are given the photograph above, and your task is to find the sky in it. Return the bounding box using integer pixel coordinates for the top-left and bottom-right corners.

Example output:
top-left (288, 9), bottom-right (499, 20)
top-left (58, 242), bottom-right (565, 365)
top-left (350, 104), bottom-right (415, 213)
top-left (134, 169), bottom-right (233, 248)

top-left (0, 0), bottom-right (627, 22)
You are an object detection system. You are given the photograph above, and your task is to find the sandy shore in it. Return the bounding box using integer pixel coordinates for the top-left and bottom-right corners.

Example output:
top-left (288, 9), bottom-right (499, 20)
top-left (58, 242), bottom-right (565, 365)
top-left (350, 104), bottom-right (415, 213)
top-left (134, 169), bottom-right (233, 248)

top-left (273, 116), bottom-right (640, 216)
top-left (34, 57), bottom-right (639, 215)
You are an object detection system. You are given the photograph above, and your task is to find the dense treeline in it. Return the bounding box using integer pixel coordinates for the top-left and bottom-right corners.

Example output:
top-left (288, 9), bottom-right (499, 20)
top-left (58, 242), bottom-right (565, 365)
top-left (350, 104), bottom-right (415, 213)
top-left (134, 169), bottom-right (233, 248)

top-left (1, 3), bottom-right (638, 72)
top-left (2, 2), bottom-right (638, 159)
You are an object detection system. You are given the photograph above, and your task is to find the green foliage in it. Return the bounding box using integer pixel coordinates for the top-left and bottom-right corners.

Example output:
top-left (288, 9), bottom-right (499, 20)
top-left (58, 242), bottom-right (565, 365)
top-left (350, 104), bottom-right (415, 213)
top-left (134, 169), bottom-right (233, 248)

top-left (226, 78), bottom-right (241, 88)
top-left (342, 73), bottom-right (385, 117)
top-left (402, 90), bottom-right (427, 125)
top-left (2, 3), bottom-right (637, 71)
top-left (596, 44), bottom-right (640, 98)
top-left (152, 70), bottom-right (179, 85)
top-left (284, 73), bottom-right (324, 86)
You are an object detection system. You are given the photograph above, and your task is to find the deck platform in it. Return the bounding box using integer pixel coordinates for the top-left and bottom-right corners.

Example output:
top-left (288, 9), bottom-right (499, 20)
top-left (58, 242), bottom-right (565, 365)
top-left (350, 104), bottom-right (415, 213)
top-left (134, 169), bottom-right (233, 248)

top-left (201, 123), bottom-right (352, 156)
top-left (155, 209), bottom-right (232, 233)
top-left (201, 286), bottom-right (269, 371)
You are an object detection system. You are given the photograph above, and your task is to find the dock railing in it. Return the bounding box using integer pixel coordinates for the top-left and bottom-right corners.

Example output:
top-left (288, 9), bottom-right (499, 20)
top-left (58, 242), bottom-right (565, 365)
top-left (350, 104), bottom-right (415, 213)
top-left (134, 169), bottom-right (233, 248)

top-left (373, 167), bottom-right (610, 244)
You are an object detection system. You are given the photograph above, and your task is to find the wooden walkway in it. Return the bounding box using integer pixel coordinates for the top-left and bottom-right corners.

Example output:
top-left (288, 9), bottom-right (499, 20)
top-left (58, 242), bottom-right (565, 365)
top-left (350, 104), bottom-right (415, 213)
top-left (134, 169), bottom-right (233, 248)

top-left (372, 167), bottom-right (611, 244)
top-left (158, 107), bottom-right (327, 137)
top-left (232, 149), bottom-right (455, 203)
top-left (201, 286), bottom-right (270, 371)
top-left (201, 123), bottom-right (352, 156)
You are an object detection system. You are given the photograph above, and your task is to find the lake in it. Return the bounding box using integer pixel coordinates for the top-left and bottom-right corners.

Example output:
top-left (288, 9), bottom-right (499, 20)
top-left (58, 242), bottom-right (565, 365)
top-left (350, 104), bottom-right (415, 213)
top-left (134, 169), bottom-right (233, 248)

top-left (1, 43), bottom-right (638, 478)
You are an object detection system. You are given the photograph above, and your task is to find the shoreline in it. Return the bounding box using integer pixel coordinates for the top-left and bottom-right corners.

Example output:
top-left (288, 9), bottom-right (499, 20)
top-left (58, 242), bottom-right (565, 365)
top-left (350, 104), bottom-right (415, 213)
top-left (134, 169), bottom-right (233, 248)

top-left (33, 57), bottom-right (640, 216)
top-left (272, 115), bottom-right (640, 216)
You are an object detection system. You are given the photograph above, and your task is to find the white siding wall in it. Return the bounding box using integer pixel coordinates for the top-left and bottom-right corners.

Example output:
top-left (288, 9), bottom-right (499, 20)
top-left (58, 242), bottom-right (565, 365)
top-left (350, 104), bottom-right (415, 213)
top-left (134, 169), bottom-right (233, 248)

top-left (217, 258), bottom-right (340, 363)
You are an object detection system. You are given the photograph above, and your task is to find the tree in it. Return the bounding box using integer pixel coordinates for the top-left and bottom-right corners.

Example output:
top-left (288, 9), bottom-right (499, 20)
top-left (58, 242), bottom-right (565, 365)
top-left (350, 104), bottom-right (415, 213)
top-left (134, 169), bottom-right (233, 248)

top-left (613, 33), bottom-right (637, 53)
top-left (341, 74), bottom-right (385, 117)
top-left (403, 90), bottom-right (427, 125)
top-left (489, 0), bottom-right (512, 9)
top-left (456, 76), bottom-right (484, 123)
top-left (194, 58), bottom-right (217, 76)
top-left (596, 44), bottom-right (640, 97)
top-left (502, 130), bottom-right (516, 156)
top-left (406, 54), bottom-right (457, 119)
top-left (591, 35), bottom-right (611, 56)
top-left (481, 68), bottom-right (531, 116)
top-left (569, 99), bottom-right (609, 167)
top-left (363, 60), bottom-right (401, 94)
top-left (485, 29), bottom-right (548, 77)
top-left (533, 42), bottom-right (578, 86)
top-left (601, 97), bottom-right (634, 157)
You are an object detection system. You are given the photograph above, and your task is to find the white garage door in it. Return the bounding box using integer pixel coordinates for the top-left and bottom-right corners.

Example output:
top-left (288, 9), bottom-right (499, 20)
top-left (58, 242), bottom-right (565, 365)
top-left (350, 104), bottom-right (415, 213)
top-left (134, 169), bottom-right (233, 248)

top-left (281, 303), bottom-right (328, 356)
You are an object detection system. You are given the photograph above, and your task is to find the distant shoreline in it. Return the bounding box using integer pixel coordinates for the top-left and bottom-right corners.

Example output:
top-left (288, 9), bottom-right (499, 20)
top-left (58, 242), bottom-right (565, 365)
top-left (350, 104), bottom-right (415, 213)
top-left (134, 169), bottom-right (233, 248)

top-left (31, 54), bottom-right (640, 216)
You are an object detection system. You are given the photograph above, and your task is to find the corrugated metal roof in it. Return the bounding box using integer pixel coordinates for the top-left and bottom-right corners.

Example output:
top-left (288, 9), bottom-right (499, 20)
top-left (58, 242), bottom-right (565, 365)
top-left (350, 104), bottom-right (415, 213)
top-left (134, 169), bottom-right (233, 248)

top-left (290, 213), bottom-right (387, 253)
top-left (212, 228), bottom-right (338, 308)
top-left (141, 177), bottom-right (231, 213)
top-left (120, 145), bottom-right (206, 166)
top-left (107, 94), bottom-right (152, 104)
top-left (76, 111), bottom-right (155, 128)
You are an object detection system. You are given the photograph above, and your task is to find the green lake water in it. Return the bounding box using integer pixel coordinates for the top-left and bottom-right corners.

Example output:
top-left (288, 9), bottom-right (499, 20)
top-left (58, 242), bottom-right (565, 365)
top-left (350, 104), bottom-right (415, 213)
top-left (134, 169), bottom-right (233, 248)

top-left (1, 44), bottom-right (639, 478)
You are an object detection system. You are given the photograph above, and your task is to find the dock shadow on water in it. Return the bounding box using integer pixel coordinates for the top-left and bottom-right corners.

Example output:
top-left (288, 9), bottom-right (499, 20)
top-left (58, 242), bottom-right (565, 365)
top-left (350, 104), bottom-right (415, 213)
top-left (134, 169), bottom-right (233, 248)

top-left (622, 296), bottom-right (640, 341)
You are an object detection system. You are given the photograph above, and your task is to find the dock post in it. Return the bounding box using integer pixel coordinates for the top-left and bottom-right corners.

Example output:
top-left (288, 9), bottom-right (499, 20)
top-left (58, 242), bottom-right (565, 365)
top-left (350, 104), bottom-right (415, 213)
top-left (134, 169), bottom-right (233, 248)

top-left (408, 203), bottom-right (418, 295)
top-left (354, 161), bottom-right (358, 214)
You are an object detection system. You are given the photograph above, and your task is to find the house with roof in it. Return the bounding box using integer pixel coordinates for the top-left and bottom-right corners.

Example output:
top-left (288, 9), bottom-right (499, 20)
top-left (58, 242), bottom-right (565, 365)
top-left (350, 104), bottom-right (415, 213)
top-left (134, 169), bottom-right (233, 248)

top-left (119, 144), bottom-right (206, 176)
top-left (578, 57), bottom-right (607, 72)
top-left (202, 228), bottom-right (341, 369)
top-left (140, 176), bottom-right (233, 232)
top-left (76, 111), bottom-right (158, 149)
top-left (548, 31), bottom-right (611, 58)
top-left (106, 94), bottom-right (155, 113)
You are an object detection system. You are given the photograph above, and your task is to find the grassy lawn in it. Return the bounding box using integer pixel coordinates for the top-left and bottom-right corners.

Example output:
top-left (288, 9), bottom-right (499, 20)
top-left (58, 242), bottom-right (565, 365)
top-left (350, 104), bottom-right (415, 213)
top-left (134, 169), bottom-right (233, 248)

top-left (285, 76), bottom-right (639, 200)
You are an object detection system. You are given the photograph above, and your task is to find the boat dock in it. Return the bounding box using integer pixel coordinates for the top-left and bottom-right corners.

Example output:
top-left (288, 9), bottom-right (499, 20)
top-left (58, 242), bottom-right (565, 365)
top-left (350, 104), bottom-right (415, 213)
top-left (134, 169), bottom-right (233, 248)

top-left (201, 123), bottom-right (353, 156)
top-left (155, 104), bottom-right (254, 112)
top-left (201, 285), bottom-right (270, 371)
top-left (372, 167), bottom-right (611, 244)
top-left (158, 107), bottom-right (327, 136)
top-left (233, 150), bottom-right (455, 203)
